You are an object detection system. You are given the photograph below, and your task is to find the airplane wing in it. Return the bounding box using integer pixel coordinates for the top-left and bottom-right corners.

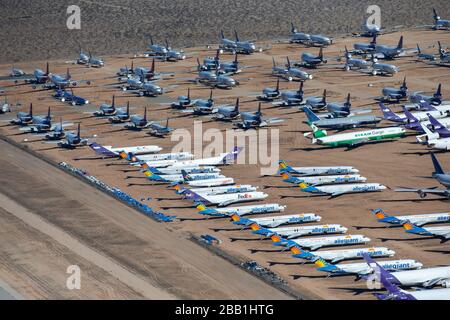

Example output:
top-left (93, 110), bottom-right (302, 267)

top-left (422, 277), bottom-right (450, 288)
top-left (329, 191), bottom-right (348, 199)
top-left (395, 187), bottom-right (450, 198)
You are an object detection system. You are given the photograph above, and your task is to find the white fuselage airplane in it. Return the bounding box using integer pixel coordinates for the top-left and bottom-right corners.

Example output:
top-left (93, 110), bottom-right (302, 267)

top-left (184, 190), bottom-right (268, 207)
top-left (144, 170), bottom-right (225, 183)
top-left (296, 182), bottom-right (387, 198)
top-left (132, 152), bottom-right (194, 162)
top-left (186, 177), bottom-right (235, 187)
top-left (146, 165), bottom-right (221, 175)
top-left (253, 224), bottom-right (347, 239)
top-left (403, 222), bottom-right (450, 240)
top-left (272, 234), bottom-right (371, 251)
top-left (282, 173), bottom-right (367, 186)
top-left (90, 143), bottom-right (162, 157)
top-left (290, 246), bottom-right (395, 263)
top-left (379, 266), bottom-right (450, 288)
top-left (188, 185), bottom-right (257, 196)
top-left (316, 259), bottom-right (422, 276)
top-left (196, 203), bottom-right (286, 217)
top-left (278, 160), bottom-right (359, 176)
top-left (372, 208), bottom-right (450, 226)
top-left (232, 213), bottom-right (322, 228)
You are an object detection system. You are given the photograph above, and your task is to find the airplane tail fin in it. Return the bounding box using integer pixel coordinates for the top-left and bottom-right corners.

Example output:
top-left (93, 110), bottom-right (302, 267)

top-left (187, 88), bottom-right (191, 101)
top-left (313, 257), bottom-right (336, 271)
top-left (234, 29), bottom-right (239, 42)
top-left (370, 34), bottom-right (377, 45)
top-left (403, 106), bottom-right (420, 125)
top-left (430, 153), bottom-right (444, 175)
top-left (150, 59), bottom-right (155, 74)
top-left (416, 43), bottom-right (421, 54)
top-left (47, 107), bottom-right (51, 120)
top-left (298, 81), bottom-right (304, 95)
top-left (280, 171), bottom-right (298, 184)
top-left (130, 60), bottom-right (134, 71)
top-left (220, 30), bottom-right (225, 39)
top-left (433, 8), bottom-right (440, 22)
top-left (181, 169), bottom-right (191, 181)
top-left (272, 57), bottom-right (276, 67)
top-left (150, 35), bottom-right (154, 45)
top-left (224, 146), bottom-right (243, 163)
top-left (427, 113), bottom-right (450, 135)
top-left (256, 102), bottom-right (262, 116)
top-left (438, 41), bottom-right (444, 58)
top-left (112, 95), bottom-right (115, 108)
top-left (286, 56), bottom-right (291, 68)
top-left (402, 221), bottom-right (429, 235)
top-left (290, 246), bottom-right (316, 260)
top-left (318, 47), bottom-right (323, 60)
top-left (278, 160), bottom-right (293, 173)
top-left (303, 107), bottom-right (321, 123)
top-left (400, 76), bottom-right (407, 91)
top-left (275, 78), bottom-right (280, 92)
top-left (322, 89), bottom-right (327, 104)
top-left (290, 22), bottom-right (297, 34)
top-left (143, 170), bottom-right (164, 182)
top-left (370, 208), bottom-right (400, 224)
top-left (397, 36), bottom-right (403, 50)
top-left (379, 103), bottom-right (402, 122)
top-left (143, 106), bottom-right (147, 122)
top-left (309, 123), bottom-right (327, 138)
top-left (165, 118), bottom-right (169, 129)
top-left (29, 102), bottom-right (33, 117)
top-left (185, 190), bottom-right (210, 203)
top-left (209, 89), bottom-right (213, 102)
top-left (195, 202), bottom-right (220, 216)
top-left (45, 62), bottom-right (50, 75)
top-left (234, 97), bottom-right (240, 113)
top-left (434, 83), bottom-right (442, 99)
top-left (345, 93), bottom-right (351, 107)
top-left (126, 101), bottom-right (130, 116)
top-left (77, 123), bottom-right (80, 139)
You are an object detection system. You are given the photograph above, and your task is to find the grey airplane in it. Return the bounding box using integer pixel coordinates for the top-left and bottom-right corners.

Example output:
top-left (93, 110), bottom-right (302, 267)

top-left (380, 77), bottom-right (408, 102)
top-left (325, 93), bottom-right (353, 117)
top-left (212, 98), bottom-right (240, 121)
top-left (271, 57), bottom-right (288, 77)
top-left (433, 8), bottom-right (450, 30)
top-left (57, 123), bottom-right (88, 148)
top-left (171, 88), bottom-right (194, 109)
top-left (374, 36), bottom-right (405, 59)
top-left (125, 107), bottom-right (150, 130)
top-left (48, 69), bottom-right (85, 89)
top-left (284, 57), bottom-right (313, 81)
top-left (180, 90), bottom-right (217, 116)
top-left (196, 62), bottom-right (237, 89)
top-left (117, 61), bottom-right (135, 77)
top-left (416, 44), bottom-right (436, 61)
top-left (121, 74), bottom-right (163, 97)
top-left (235, 103), bottom-right (284, 130)
top-left (396, 153), bottom-right (450, 199)
top-left (1, 96), bottom-right (11, 114)
top-left (10, 103), bottom-right (33, 125)
top-left (162, 40), bottom-right (186, 61)
top-left (409, 83), bottom-right (442, 105)
top-left (25, 107), bottom-right (53, 133)
top-left (20, 62), bottom-right (50, 86)
top-left (109, 102), bottom-right (131, 124)
top-left (276, 81), bottom-right (305, 106)
top-left (146, 36), bottom-right (168, 56)
top-left (304, 89), bottom-right (327, 111)
top-left (257, 78), bottom-right (281, 101)
top-left (289, 22), bottom-right (331, 47)
top-left (303, 106), bottom-right (380, 130)
top-left (343, 46), bottom-right (370, 71)
top-left (369, 56), bottom-right (399, 76)
top-left (219, 30), bottom-right (258, 54)
top-left (45, 118), bottom-right (66, 140)
top-left (219, 53), bottom-right (242, 74)
top-left (77, 50), bottom-right (104, 67)
top-left (437, 41), bottom-right (450, 64)
top-left (10, 67), bottom-right (25, 77)
top-left (148, 118), bottom-right (173, 137)
top-left (361, 21), bottom-right (381, 37)
top-left (200, 50), bottom-right (220, 71)
top-left (353, 34), bottom-right (377, 54)
top-left (294, 48), bottom-right (327, 68)
top-left (93, 95), bottom-right (117, 117)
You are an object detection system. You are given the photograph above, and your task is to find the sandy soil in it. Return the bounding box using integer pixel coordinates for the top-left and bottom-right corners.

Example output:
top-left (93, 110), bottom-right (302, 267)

top-left (0, 29), bottom-right (449, 300)
top-left (0, 0), bottom-right (449, 63)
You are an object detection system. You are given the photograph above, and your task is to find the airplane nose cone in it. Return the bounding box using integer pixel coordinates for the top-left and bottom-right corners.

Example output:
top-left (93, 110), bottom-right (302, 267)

top-left (308, 74), bottom-right (313, 80)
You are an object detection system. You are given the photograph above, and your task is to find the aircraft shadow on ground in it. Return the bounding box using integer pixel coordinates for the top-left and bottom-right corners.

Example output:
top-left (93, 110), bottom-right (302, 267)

top-left (424, 249), bottom-right (450, 255)
top-left (378, 236), bottom-right (438, 242)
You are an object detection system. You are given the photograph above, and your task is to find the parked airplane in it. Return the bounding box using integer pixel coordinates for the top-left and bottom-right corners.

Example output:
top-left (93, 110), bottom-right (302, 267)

top-left (89, 142), bottom-right (162, 158)
top-left (196, 60), bottom-right (238, 88)
top-left (372, 208), bottom-right (450, 226)
top-left (10, 67), bottom-right (25, 77)
top-left (363, 254), bottom-right (450, 288)
top-left (171, 88), bottom-right (195, 109)
top-left (379, 103), bottom-right (447, 123)
top-left (231, 213), bottom-right (322, 228)
top-left (77, 50), bottom-right (104, 67)
top-left (409, 83), bottom-right (442, 105)
top-left (21, 62), bottom-right (50, 85)
top-left (276, 81), bottom-right (305, 107)
top-left (369, 58), bottom-right (399, 76)
top-left (53, 89), bottom-right (89, 105)
top-left (219, 30), bottom-right (259, 54)
top-left (185, 185), bottom-right (257, 196)
top-left (304, 89), bottom-right (327, 110)
top-left (126, 151), bottom-right (192, 163)
top-left (148, 118), bottom-right (173, 137)
top-left (433, 8), bottom-right (450, 30)
top-left (395, 153), bottom-right (450, 199)
top-left (23, 107), bottom-right (52, 132)
top-left (124, 107), bottom-right (150, 130)
top-left (417, 122), bottom-right (450, 151)
top-left (160, 39), bottom-right (186, 61)
top-left (271, 234), bottom-right (371, 251)
top-left (292, 181), bottom-right (387, 198)
top-left (374, 36), bottom-right (405, 59)
top-left (303, 107), bottom-right (381, 130)
top-left (290, 246), bottom-right (395, 264)
top-left (48, 69), bottom-right (82, 89)
top-left (343, 46), bottom-right (371, 71)
top-left (93, 95), bottom-right (117, 117)
top-left (144, 170), bottom-right (224, 184)
top-left (294, 48), bottom-right (327, 68)
top-left (403, 108), bottom-right (450, 132)
top-left (307, 123), bottom-right (406, 148)
top-left (289, 22), bottom-right (311, 44)
top-left (234, 103), bottom-right (284, 130)
top-left (146, 36), bottom-right (168, 56)
top-left (251, 223), bottom-right (348, 239)
top-left (108, 102), bottom-right (131, 123)
top-left (212, 98), bottom-right (240, 121)
top-left (281, 171), bottom-right (367, 186)
top-left (353, 34), bottom-right (378, 55)
top-left (416, 44), bottom-right (436, 61)
top-left (376, 276), bottom-right (450, 300)
top-left (195, 202), bottom-right (286, 217)
top-left (277, 160), bottom-right (359, 176)
top-left (437, 41), bottom-right (450, 64)
top-left (10, 102), bottom-right (33, 125)
top-left (402, 221), bottom-right (450, 241)
top-left (57, 123), bottom-right (88, 148)
top-left (0, 96), bottom-right (11, 114)
top-left (284, 57), bottom-right (313, 81)
top-left (271, 57), bottom-right (288, 77)
top-left (147, 166), bottom-right (220, 176)
top-left (361, 21), bottom-right (381, 37)
top-left (380, 76), bottom-right (408, 102)
top-left (182, 189), bottom-right (268, 207)
top-left (44, 118), bottom-right (67, 141)
top-left (257, 79), bottom-right (281, 101)
top-left (314, 258), bottom-right (422, 276)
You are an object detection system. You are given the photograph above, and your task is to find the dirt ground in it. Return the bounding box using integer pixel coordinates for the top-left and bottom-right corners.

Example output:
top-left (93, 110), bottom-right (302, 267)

top-left (0, 28), bottom-right (449, 300)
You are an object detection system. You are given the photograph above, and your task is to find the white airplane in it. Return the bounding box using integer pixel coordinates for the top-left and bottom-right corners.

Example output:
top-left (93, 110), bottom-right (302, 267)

top-left (372, 208), bottom-right (450, 226)
top-left (377, 280), bottom-right (450, 300)
top-left (184, 177), bottom-right (235, 187)
top-left (363, 254), bottom-right (450, 289)
top-left (144, 165), bottom-right (221, 175)
top-left (187, 185), bottom-right (258, 196)
top-left (314, 258), bottom-right (422, 276)
top-left (128, 151), bottom-right (194, 162)
top-left (231, 213), bottom-right (322, 228)
top-left (251, 223), bottom-right (347, 239)
top-left (417, 122), bottom-right (450, 151)
top-left (89, 143), bottom-right (162, 157)
top-left (291, 181), bottom-right (387, 198)
top-left (182, 189), bottom-right (269, 207)
top-left (289, 246), bottom-right (395, 263)
top-left (170, 147), bottom-right (242, 167)
top-left (280, 171), bottom-right (367, 186)
top-left (143, 170), bottom-right (225, 183)
top-left (271, 234), bottom-right (371, 251)
top-left (402, 221), bottom-right (450, 241)
top-left (195, 202), bottom-right (286, 217)
top-left (278, 160), bottom-right (359, 176)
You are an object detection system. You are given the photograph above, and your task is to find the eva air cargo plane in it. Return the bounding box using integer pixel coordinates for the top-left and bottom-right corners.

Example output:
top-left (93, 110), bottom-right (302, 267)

top-left (306, 123), bottom-right (406, 147)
